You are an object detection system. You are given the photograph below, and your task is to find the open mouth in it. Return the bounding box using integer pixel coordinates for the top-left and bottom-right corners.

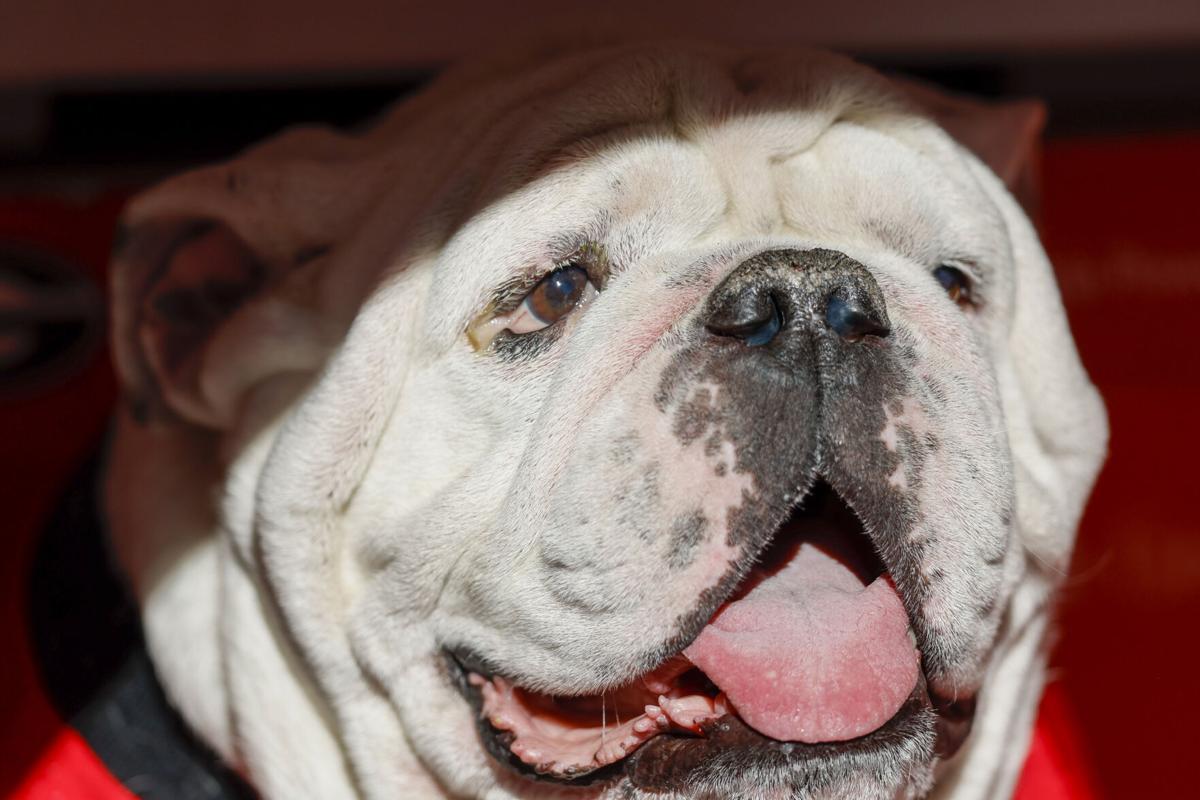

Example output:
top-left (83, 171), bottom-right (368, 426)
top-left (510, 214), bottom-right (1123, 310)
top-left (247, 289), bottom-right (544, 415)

top-left (451, 480), bottom-right (937, 785)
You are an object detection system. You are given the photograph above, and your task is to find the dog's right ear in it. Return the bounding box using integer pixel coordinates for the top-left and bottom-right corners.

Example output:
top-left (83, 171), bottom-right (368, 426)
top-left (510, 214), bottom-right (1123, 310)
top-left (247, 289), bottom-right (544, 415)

top-left (899, 78), bottom-right (1045, 214)
top-left (110, 128), bottom-right (370, 429)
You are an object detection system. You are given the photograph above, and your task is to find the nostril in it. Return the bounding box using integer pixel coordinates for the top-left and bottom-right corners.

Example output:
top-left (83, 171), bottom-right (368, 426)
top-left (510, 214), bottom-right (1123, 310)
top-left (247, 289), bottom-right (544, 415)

top-left (743, 298), bottom-right (783, 346)
top-left (706, 290), bottom-right (783, 347)
top-left (826, 295), bottom-right (890, 342)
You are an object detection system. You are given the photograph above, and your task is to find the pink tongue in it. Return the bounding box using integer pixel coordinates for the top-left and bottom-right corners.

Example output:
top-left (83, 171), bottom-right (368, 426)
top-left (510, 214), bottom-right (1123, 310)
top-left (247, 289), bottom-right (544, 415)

top-left (683, 544), bottom-right (920, 743)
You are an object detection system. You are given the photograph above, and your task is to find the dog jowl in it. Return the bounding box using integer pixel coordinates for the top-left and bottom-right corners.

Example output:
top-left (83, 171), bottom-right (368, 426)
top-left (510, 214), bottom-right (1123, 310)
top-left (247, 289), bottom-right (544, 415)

top-left (105, 43), bottom-right (1107, 800)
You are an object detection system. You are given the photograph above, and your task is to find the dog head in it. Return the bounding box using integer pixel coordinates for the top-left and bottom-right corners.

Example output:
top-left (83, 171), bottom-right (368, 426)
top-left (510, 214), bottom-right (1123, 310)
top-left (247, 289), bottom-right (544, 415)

top-left (107, 43), bottom-right (1107, 799)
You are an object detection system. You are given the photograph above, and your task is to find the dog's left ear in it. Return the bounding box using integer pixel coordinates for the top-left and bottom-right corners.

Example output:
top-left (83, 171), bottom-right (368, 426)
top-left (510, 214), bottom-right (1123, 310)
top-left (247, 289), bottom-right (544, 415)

top-left (110, 126), bottom-right (372, 429)
top-left (900, 79), bottom-right (1045, 212)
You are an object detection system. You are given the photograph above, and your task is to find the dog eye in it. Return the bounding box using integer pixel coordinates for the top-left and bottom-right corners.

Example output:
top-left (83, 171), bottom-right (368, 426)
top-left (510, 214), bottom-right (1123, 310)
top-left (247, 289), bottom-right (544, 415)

top-left (932, 265), bottom-right (973, 307)
top-left (465, 263), bottom-right (599, 351)
top-left (506, 264), bottom-right (597, 334)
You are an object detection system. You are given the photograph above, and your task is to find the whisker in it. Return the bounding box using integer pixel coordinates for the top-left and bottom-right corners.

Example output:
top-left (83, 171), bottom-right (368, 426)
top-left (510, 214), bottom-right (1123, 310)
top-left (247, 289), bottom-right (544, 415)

top-left (601, 692), bottom-right (607, 751)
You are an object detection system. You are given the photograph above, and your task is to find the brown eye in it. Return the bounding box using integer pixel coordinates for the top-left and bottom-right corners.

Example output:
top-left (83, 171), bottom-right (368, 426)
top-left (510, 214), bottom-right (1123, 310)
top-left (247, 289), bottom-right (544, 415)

top-left (526, 265), bottom-right (589, 322)
top-left (466, 263), bottom-right (598, 350)
top-left (509, 264), bottom-right (595, 333)
top-left (933, 265), bottom-right (973, 307)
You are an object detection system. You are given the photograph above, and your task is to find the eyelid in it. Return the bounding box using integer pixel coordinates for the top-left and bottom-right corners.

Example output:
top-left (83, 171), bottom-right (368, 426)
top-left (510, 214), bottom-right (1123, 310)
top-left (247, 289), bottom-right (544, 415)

top-left (468, 277), bottom-right (596, 349)
top-left (490, 270), bottom-right (551, 317)
top-left (940, 258), bottom-right (982, 284)
top-left (465, 268), bottom-right (559, 351)
top-left (467, 244), bottom-right (607, 350)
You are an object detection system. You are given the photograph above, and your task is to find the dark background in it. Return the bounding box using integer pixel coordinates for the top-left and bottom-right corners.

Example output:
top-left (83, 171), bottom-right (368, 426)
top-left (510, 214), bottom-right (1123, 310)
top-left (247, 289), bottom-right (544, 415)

top-left (2, 3), bottom-right (1198, 798)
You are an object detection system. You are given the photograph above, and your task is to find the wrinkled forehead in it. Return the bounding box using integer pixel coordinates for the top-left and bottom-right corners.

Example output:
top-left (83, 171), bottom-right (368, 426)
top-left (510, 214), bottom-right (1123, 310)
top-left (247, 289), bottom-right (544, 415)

top-left (412, 45), bottom-right (1006, 337)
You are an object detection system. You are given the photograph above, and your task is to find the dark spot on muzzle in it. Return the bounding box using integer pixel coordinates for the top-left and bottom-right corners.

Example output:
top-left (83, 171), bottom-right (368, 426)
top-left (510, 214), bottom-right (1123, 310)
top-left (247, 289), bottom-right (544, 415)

top-left (655, 247), bottom-right (912, 652)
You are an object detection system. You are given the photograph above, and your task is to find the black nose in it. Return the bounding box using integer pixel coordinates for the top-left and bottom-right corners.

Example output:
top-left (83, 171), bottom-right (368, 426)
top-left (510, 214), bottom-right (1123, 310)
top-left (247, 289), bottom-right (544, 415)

top-left (825, 295), bottom-right (890, 341)
top-left (705, 288), bottom-right (784, 346)
top-left (704, 248), bottom-right (890, 347)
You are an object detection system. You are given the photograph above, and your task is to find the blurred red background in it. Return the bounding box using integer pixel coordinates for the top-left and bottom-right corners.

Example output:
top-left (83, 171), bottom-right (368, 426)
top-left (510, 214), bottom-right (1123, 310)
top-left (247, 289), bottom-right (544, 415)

top-left (1042, 133), bottom-right (1200, 798)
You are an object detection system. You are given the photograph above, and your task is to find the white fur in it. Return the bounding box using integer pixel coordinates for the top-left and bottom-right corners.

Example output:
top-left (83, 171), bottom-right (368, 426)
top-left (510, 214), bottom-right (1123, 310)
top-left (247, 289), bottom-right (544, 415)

top-left (106, 42), bottom-right (1107, 800)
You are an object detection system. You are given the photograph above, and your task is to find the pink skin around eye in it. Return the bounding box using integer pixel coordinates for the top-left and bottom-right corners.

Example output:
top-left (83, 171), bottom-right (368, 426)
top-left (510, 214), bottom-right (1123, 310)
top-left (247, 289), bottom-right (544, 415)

top-left (503, 303), bottom-right (546, 335)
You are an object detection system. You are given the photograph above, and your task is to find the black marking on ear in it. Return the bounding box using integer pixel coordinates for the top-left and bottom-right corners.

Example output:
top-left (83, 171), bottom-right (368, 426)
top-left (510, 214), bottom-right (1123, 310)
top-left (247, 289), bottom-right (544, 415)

top-left (151, 274), bottom-right (259, 323)
top-left (148, 256), bottom-right (267, 376)
top-left (113, 218), bottom-right (220, 423)
top-left (667, 510), bottom-right (707, 571)
top-left (115, 217), bottom-right (281, 425)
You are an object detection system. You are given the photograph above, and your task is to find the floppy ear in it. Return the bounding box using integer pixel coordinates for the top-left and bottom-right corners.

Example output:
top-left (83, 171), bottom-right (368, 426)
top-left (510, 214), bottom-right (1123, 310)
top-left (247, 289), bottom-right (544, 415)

top-left (899, 79), bottom-right (1045, 213)
top-left (110, 126), bottom-right (373, 429)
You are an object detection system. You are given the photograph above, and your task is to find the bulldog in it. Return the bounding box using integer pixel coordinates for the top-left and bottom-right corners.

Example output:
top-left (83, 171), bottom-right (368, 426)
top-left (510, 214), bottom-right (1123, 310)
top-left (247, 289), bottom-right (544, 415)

top-left (104, 42), bottom-right (1108, 800)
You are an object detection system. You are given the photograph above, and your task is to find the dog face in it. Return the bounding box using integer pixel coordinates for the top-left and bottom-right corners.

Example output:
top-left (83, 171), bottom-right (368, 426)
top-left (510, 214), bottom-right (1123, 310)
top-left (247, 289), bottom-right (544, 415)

top-left (106, 44), bottom-right (1107, 800)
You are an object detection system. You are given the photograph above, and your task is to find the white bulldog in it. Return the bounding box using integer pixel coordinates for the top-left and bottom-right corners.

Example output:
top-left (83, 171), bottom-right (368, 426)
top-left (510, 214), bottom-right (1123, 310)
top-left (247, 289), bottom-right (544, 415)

top-left (104, 42), bottom-right (1108, 800)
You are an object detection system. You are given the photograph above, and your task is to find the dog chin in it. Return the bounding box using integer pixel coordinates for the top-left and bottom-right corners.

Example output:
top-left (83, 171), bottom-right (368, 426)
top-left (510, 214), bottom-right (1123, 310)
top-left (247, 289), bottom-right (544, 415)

top-left (445, 479), bottom-right (979, 797)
